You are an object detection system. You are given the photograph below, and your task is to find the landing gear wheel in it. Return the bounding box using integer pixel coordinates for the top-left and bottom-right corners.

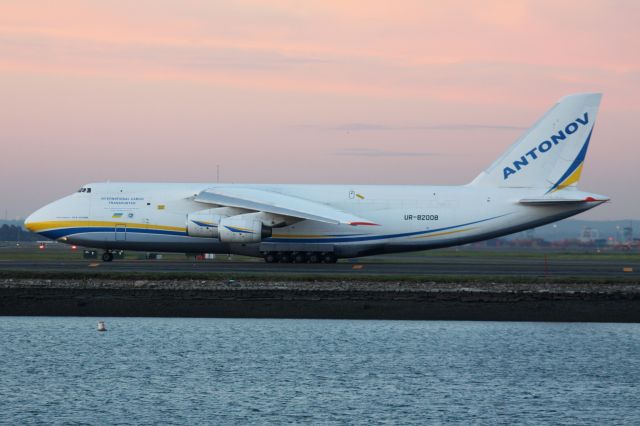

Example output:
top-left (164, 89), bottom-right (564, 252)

top-left (322, 253), bottom-right (337, 264)
top-left (307, 253), bottom-right (321, 264)
top-left (264, 253), bottom-right (278, 263)
top-left (293, 253), bottom-right (307, 263)
top-left (102, 251), bottom-right (114, 262)
top-left (279, 252), bottom-right (292, 263)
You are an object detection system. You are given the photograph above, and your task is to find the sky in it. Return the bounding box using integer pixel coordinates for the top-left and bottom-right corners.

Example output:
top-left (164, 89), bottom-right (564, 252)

top-left (0, 0), bottom-right (639, 220)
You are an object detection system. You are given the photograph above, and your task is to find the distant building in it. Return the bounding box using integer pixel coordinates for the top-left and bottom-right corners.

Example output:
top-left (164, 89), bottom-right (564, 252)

top-left (579, 226), bottom-right (599, 243)
top-left (614, 225), bottom-right (634, 245)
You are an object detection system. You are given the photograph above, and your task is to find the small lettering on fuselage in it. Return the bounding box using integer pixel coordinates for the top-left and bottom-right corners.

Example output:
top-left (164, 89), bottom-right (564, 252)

top-left (404, 214), bottom-right (439, 221)
top-left (100, 196), bottom-right (146, 206)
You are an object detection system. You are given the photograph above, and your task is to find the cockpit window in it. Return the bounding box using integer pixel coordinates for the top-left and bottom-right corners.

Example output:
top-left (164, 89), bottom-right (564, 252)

top-left (77, 187), bottom-right (92, 193)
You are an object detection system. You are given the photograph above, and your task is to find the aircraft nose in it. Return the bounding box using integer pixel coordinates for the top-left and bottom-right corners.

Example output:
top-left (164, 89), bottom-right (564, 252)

top-left (24, 202), bottom-right (58, 234)
top-left (24, 209), bottom-right (43, 233)
top-left (24, 194), bottom-right (90, 237)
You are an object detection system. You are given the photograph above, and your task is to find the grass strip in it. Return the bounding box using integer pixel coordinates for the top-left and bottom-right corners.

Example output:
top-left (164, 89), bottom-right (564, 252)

top-left (1, 270), bottom-right (639, 285)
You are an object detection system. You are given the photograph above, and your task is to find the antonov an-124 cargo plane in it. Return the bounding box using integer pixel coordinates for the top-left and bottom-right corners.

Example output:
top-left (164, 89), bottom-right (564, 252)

top-left (26, 93), bottom-right (608, 263)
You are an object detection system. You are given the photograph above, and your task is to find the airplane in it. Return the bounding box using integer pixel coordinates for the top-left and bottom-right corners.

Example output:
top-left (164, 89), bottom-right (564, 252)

top-left (25, 93), bottom-right (608, 263)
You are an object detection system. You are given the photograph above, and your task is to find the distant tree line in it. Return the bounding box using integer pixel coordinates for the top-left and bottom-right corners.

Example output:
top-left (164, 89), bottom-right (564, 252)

top-left (0, 225), bottom-right (40, 242)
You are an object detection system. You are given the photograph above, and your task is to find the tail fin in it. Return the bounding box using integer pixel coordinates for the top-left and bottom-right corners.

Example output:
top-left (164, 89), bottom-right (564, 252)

top-left (471, 93), bottom-right (601, 193)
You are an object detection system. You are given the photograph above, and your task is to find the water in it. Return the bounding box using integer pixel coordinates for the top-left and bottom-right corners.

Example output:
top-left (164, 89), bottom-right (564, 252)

top-left (1, 318), bottom-right (639, 425)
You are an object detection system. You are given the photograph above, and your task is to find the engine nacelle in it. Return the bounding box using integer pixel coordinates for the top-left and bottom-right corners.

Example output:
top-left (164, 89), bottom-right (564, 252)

top-left (186, 210), bottom-right (224, 238)
top-left (218, 215), bottom-right (263, 243)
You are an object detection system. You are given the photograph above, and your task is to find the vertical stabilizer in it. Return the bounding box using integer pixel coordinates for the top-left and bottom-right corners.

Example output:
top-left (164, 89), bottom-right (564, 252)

top-left (471, 93), bottom-right (601, 193)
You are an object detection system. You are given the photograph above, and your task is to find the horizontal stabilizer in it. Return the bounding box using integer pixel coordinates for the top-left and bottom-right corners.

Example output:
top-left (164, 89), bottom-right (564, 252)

top-left (195, 187), bottom-right (378, 226)
top-left (519, 196), bottom-right (608, 205)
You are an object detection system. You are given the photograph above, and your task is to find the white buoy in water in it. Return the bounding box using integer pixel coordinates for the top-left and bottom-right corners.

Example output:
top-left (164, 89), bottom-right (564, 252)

top-left (97, 321), bottom-right (107, 332)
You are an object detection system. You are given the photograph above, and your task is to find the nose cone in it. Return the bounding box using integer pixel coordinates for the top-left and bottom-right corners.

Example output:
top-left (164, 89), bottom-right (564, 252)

top-left (24, 193), bottom-right (91, 240)
top-left (24, 212), bottom-right (36, 232)
top-left (24, 198), bottom-right (68, 236)
top-left (24, 206), bottom-right (49, 234)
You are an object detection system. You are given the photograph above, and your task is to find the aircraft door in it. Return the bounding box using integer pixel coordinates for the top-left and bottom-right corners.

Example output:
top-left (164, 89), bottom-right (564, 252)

top-left (115, 224), bottom-right (127, 241)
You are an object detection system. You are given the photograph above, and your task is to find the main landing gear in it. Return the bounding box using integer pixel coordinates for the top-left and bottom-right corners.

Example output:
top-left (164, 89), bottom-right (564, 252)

top-left (263, 252), bottom-right (337, 264)
top-left (102, 251), bottom-right (114, 262)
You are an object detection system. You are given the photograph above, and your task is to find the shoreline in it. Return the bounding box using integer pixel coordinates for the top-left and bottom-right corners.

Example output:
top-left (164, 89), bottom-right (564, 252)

top-left (2, 278), bottom-right (640, 322)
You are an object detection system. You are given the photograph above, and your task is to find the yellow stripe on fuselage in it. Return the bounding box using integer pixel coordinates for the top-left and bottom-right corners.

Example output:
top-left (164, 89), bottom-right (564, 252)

top-left (411, 228), bottom-right (472, 239)
top-left (271, 233), bottom-right (335, 238)
top-left (25, 220), bottom-right (186, 233)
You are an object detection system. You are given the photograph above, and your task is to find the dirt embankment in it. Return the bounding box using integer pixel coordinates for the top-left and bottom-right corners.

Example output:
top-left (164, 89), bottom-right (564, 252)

top-left (2, 278), bottom-right (639, 322)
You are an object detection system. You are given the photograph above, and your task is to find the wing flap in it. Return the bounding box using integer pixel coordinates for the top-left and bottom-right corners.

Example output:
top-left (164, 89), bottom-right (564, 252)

top-left (195, 187), bottom-right (378, 226)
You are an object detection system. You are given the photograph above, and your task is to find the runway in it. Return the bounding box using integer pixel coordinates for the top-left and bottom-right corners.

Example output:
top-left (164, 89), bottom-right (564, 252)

top-left (1, 256), bottom-right (638, 277)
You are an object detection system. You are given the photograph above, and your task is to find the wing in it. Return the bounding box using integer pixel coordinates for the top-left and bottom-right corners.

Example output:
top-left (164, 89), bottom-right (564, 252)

top-left (194, 187), bottom-right (379, 226)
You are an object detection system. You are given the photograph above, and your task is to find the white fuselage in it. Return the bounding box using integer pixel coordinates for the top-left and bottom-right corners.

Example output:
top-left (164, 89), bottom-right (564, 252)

top-left (25, 182), bottom-right (603, 258)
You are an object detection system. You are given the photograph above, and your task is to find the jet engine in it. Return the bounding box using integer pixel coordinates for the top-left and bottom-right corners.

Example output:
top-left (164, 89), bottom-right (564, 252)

top-left (186, 209), bottom-right (224, 238)
top-left (218, 215), bottom-right (270, 243)
top-left (187, 209), bottom-right (273, 242)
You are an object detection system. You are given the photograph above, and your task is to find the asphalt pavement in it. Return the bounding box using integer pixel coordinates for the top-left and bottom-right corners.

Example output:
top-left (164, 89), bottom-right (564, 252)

top-left (1, 256), bottom-right (638, 277)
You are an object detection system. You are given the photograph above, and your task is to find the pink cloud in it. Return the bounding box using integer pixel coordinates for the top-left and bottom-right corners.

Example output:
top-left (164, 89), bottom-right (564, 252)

top-left (0, 1), bottom-right (639, 220)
